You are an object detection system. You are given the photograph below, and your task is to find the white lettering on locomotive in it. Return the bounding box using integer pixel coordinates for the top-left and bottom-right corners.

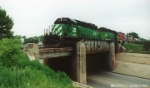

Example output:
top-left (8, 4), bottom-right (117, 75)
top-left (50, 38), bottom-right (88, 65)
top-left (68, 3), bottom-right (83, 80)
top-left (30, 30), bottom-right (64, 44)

top-left (93, 32), bottom-right (96, 36)
top-left (73, 28), bottom-right (76, 32)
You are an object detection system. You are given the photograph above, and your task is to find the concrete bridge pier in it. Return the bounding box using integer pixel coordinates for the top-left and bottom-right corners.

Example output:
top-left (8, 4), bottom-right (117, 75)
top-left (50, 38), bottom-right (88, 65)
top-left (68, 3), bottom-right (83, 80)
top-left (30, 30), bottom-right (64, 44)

top-left (104, 42), bottom-right (116, 71)
top-left (108, 42), bottom-right (116, 71)
top-left (71, 42), bottom-right (86, 84)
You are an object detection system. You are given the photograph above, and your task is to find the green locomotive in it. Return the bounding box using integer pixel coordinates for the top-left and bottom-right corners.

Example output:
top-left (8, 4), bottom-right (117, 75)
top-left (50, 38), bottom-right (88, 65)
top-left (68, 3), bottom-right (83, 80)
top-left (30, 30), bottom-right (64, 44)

top-left (43, 17), bottom-right (119, 47)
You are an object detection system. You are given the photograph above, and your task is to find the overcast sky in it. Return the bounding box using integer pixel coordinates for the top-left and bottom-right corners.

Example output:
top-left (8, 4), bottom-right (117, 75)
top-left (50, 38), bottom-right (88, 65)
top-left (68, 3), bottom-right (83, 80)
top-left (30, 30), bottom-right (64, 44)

top-left (0, 0), bottom-right (150, 39)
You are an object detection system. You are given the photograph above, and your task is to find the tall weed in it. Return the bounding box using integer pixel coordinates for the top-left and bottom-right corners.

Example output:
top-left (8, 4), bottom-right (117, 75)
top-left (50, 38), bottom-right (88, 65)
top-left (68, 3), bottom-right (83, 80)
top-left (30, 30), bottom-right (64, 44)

top-left (0, 38), bottom-right (73, 88)
top-left (143, 41), bottom-right (150, 50)
top-left (123, 42), bottom-right (150, 54)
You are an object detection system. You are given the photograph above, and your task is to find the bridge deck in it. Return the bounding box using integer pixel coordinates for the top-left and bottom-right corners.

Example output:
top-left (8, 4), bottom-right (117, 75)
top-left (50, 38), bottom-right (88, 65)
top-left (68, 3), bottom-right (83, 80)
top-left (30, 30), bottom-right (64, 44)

top-left (39, 47), bottom-right (73, 59)
top-left (39, 40), bottom-right (110, 59)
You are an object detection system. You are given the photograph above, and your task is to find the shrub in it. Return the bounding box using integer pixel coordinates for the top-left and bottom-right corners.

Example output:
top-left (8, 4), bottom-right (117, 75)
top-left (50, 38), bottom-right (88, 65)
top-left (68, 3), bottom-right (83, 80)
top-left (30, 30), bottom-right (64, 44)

top-left (0, 38), bottom-right (22, 68)
top-left (0, 38), bottom-right (74, 88)
top-left (123, 43), bottom-right (142, 52)
top-left (123, 42), bottom-right (150, 54)
top-left (143, 41), bottom-right (150, 51)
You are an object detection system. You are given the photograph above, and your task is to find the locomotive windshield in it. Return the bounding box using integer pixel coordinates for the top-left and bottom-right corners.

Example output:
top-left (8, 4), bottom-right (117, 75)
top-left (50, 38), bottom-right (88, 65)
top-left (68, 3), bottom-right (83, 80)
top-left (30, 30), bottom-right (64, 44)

top-left (54, 18), bottom-right (77, 24)
top-left (54, 17), bottom-right (97, 30)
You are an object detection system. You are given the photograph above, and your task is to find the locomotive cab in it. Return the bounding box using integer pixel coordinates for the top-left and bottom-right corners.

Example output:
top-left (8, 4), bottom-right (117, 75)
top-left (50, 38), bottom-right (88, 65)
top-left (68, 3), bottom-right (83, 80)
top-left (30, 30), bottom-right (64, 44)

top-left (52, 17), bottom-right (78, 38)
top-left (43, 17), bottom-right (79, 47)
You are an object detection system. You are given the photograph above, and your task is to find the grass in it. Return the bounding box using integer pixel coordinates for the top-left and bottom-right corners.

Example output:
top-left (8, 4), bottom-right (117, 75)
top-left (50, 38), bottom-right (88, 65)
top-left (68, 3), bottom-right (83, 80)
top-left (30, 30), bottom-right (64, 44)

top-left (0, 38), bottom-right (74, 88)
top-left (122, 42), bottom-right (150, 54)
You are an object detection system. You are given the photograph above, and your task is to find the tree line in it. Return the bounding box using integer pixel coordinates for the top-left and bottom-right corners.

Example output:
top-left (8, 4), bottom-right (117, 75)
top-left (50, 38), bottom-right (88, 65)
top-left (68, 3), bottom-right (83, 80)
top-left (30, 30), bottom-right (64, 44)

top-left (14, 35), bottom-right (44, 44)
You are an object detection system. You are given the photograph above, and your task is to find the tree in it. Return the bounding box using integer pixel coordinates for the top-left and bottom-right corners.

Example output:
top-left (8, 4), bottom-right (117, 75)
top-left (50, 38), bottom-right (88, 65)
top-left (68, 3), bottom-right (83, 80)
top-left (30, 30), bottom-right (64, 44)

top-left (24, 36), bottom-right (39, 44)
top-left (39, 35), bottom-right (44, 41)
top-left (13, 35), bottom-right (22, 39)
top-left (127, 32), bottom-right (140, 38)
top-left (21, 35), bottom-right (26, 40)
top-left (23, 35), bottom-right (44, 44)
top-left (0, 7), bottom-right (14, 39)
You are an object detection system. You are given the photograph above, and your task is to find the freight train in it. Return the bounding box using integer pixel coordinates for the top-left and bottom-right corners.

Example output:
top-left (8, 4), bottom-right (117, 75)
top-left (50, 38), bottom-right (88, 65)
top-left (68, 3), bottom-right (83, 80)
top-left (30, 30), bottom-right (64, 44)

top-left (118, 32), bottom-right (146, 44)
top-left (43, 17), bottom-right (120, 48)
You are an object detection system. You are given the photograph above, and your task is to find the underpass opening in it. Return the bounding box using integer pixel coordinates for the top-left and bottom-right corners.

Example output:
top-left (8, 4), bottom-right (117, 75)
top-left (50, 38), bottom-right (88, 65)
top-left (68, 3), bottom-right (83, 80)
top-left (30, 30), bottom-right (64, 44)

top-left (43, 52), bottom-right (113, 82)
top-left (86, 52), bottom-right (111, 74)
top-left (44, 56), bottom-right (73, 78)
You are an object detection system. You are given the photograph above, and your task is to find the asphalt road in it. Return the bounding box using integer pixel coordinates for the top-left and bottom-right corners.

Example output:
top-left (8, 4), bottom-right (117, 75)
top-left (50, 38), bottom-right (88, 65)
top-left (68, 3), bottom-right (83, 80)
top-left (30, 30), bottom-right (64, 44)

top-left (87, 71), bottom-right (150, 88)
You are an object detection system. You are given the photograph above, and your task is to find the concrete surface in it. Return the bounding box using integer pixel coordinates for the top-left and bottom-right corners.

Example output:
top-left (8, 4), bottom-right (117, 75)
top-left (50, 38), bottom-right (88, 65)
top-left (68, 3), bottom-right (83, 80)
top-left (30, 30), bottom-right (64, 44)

top-left (23, 43), bottom-right (39, 60)
top-left (116, 53), bottom-right (150, 65)
top-left (73, 81), bottom-right (93, 88)
top-left (120, 46), bottom-right (126, 52)
top-left (76, 42), bottom-right (86, 84)
top-left (114, 53), bottom-right (150, 79)
top-left (113, 61), bottom-right (150, 79)
top-left (26, 52), bottom-right (36, 60)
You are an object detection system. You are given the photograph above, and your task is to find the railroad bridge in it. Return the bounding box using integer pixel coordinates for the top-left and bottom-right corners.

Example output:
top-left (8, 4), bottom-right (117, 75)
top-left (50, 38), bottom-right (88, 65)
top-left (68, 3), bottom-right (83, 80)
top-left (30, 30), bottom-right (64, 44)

top-left (23, 40), bottom-right (120, 84)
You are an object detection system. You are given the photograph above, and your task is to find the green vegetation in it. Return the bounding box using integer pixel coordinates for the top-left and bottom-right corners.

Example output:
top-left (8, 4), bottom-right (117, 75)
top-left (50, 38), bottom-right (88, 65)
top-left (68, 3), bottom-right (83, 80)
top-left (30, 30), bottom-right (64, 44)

top-left (0, 7), bottom-right (73, 87)
top-left (127, 32), bottom-right (139, 38)
top-left (13, 35), bottom-right (44, 44)
top-left (23, 35), bottom-right (44, 44)
top-left (123, 42), bottom-right (150, 54)
top-left (143, 41), bottom-right (150, 51)
top-left (0, 38), bottom-right (74, 88)
top-left (0, 7), bottom-right (14, 39)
